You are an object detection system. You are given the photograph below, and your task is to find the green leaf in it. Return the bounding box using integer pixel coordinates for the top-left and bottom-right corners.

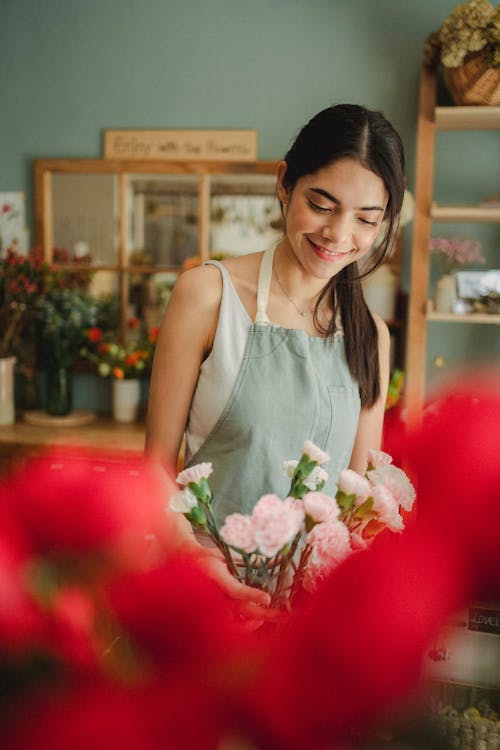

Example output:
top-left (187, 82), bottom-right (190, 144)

top-left (294, 454), bottom-right (317, 481)
top-left (187, 478), bottom-right (213, 504)
top-left (336, 490), bottom-right (356, 513)
top-left (354, 497), bottom-right (378, 521)
top-left (187, 505), bottom-right (207, 528)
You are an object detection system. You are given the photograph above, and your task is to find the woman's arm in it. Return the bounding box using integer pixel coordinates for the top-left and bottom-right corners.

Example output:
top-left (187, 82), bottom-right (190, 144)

top-left (348, 313), bottom-right (391, 474)
top-left (145, 264), bottom-right (222, 477)
top-left (145, 265), bottom-right (271, 610)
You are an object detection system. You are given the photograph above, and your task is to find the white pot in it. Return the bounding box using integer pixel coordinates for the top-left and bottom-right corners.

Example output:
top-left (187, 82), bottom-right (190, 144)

top-left (434, 274), bottom-right (456, 314)
top-left (0, 356), bottom-right (16, 426)
top-left (112, 379), bottom-right (141, 423)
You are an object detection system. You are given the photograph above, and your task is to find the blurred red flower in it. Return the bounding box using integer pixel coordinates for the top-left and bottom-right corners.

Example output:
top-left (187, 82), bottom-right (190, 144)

top-left (0, 450), bottom-right (167, 563)
top-left (86, 327), bottom-right (102, 343)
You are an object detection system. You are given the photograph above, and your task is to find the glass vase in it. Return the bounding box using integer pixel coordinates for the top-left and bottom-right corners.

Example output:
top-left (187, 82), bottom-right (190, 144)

top-left (0, 356), bottom-right (16, 426)
top-left (46, 367), bottom-right (73, 416)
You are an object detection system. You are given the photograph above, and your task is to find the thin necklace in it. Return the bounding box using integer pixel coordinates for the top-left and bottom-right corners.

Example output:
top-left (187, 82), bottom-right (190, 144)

top-left (273, 264), bottom-right (313, 318)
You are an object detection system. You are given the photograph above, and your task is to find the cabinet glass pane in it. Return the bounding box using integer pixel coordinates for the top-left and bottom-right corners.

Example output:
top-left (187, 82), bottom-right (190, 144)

top-left (52, 174), bottom-right (119, 265)
top-left (128, 270), bottom-right (176, 330)
top-left (210, 174), bottom-right (282, 256)
top-left (128, 175), bottom-right (199, 267)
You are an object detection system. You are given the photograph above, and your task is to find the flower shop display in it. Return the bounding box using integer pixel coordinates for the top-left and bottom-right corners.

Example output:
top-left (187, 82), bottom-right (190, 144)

top-left (0, 377), bottom-right (499, 750)
top-left (170, 440), bottom-right (416, 609)
top-left (423, 0), bottom-right (499, 105)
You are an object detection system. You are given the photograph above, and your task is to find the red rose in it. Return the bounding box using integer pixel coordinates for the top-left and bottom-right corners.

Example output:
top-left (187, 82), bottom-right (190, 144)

top-left (148, 327), bottom-right (160, 343)
top-left (87, 327), bottom-right (102, 343)
top-left (125, 353), bottom-right (139, 367)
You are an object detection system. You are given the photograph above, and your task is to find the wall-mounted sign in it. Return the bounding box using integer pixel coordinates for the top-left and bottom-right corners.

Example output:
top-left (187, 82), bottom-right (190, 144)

top-left (103, 129), bottom-right (257, 162)
top-left (468, 606), bottom-right (500, 635)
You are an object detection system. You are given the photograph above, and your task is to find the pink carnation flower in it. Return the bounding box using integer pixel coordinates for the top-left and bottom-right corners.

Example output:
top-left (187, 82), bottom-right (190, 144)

top-left (176, 462), bottom-right (213, 487)
top-left (303, 441), bottom-right (330, 465)
top-left (283, 496), bottom-right (306, 523)
top-left (338, 469), bottom-right (371, 499)
top-left (168, 488), bottom-right (198, 513)
top-left (303, 492), bottom-right (339, 523)
top-left (251, 494), bottom-right (283, 524)
top-left (303, 519), bottom-right (351, 591)
top-left (220, 514), bottom-right (256, 553)
top-left (367, 465), bottom-right (416, 512)
top-left (252, 494), bottom-right (304, 558)
top-left (304, 465), bottom-right (329, 491)
top-left (367, 449), bottom-right (393, 468)
top-left (370, 484), bottom-right (404, 531)
top-left (282, 460), bottom-right (298, 479)
top-left (282, 460), bottom-right (328, 490)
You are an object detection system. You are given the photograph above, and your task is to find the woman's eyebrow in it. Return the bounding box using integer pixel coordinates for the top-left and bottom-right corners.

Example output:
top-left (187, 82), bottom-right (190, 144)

top-left (310, 187), bottom-right (384, 212)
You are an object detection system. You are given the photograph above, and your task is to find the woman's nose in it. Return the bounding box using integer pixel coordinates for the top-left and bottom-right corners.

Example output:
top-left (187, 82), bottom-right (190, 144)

top-left (321, 213), bottom-right (350, 244)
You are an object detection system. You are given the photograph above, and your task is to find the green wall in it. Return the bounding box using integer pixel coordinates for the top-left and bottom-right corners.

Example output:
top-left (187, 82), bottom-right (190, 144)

top-left (1, 0), bottom-right (498, 409)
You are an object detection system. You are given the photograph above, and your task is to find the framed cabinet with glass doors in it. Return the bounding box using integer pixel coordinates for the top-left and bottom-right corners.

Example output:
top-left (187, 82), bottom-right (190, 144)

top-left (34, 159), bottom-right (280, 341)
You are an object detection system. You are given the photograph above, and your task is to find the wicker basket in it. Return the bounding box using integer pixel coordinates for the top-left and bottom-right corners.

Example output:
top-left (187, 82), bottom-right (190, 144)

top-left (444, 54), bottom-right (500, 106)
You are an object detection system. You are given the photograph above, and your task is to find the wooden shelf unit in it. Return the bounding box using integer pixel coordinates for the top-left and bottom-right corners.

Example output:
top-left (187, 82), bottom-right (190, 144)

top-left (404, 66), bottom-right (500, 426)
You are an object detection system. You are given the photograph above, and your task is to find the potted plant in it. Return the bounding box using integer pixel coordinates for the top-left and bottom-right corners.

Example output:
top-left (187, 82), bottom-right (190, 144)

top-left (35, 288), bottom-right (98, 416)
top-left (424, 0), bottom-right (499, 105)
top-left (80, 322), bottom-right (159, 422)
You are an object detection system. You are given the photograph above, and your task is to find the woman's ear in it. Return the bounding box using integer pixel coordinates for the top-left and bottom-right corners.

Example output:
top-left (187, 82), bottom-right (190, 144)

top-left (276, 161), bottom-right (289, 205)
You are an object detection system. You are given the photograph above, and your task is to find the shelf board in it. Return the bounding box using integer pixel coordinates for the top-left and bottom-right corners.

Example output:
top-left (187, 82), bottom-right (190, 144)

top-left (427, 299), bottom-right (500, 324)
top-left (435, 106), bottom-right (500, 130)
top-left (431, 204), bottom-right (500, 223)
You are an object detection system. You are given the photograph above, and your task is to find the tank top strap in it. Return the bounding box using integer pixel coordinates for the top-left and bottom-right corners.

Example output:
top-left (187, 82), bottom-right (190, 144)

top-left (255, 245), bottom-right (275, 324)
top-left (204, 259), bottom-right (253, 326)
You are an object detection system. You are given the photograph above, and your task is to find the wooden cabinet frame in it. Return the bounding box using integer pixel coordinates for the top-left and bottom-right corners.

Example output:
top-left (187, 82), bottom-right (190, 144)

top-left (34, 158), bottom-right (278, 339)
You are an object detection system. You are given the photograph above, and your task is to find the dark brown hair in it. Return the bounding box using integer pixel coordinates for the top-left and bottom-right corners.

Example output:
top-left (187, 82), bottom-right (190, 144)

top-left (281, 103), bottom-right (406, 407)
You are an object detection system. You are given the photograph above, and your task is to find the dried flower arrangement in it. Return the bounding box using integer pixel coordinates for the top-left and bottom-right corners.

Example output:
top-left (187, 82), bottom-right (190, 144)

top-left (424, 0), bottom-right (499, 69)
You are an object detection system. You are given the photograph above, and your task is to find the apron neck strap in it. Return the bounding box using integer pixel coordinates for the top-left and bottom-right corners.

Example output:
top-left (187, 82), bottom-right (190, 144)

top-left (255, 245), bottom-right (275, 324)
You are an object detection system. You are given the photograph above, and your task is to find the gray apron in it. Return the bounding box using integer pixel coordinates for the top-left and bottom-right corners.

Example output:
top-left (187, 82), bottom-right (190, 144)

top-left (186, 246), bottom-right (361, 527)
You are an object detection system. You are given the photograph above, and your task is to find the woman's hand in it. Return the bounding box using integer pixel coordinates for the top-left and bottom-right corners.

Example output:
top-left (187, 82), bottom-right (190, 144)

top-left (196, 547), bottom-right (286, 629)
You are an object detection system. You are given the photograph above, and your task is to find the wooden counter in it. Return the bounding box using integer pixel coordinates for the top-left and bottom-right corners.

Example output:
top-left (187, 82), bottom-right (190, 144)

top-left (0, 416), bottom-right (146, 475)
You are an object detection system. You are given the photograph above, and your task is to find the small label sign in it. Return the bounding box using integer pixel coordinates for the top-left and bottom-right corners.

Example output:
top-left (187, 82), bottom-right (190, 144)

top-left (103, 129), bottom-right (257, 161)
top-left (468, 607), bottom-right (500, 635)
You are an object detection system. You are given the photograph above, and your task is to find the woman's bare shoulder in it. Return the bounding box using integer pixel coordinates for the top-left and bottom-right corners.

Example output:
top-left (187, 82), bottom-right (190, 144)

top-left (172, 263), bottom-right (223, 311)
top-left (222, 251), bottom-right (263, 277)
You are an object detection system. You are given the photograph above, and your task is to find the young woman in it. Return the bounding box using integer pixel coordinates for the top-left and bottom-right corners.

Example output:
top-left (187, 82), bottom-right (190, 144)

top-left (145, 103), bottom-right (405, 607)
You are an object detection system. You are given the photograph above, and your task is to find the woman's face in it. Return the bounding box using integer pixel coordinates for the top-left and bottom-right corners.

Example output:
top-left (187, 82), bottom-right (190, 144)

top-left (278, 157), bottom-right (388, 280)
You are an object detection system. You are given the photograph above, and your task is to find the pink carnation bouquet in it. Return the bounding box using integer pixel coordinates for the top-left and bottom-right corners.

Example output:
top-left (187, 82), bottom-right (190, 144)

top-left (170, 442), bottom-right (415, 609)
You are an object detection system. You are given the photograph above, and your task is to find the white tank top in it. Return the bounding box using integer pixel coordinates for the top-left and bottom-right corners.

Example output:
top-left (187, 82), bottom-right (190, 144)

top-left (185, 259), bottom-right (252, 460)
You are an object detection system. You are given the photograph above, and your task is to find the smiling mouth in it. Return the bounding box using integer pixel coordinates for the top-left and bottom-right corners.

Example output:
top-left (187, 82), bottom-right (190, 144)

top-left (307, 237), bottom-right (353, 260)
